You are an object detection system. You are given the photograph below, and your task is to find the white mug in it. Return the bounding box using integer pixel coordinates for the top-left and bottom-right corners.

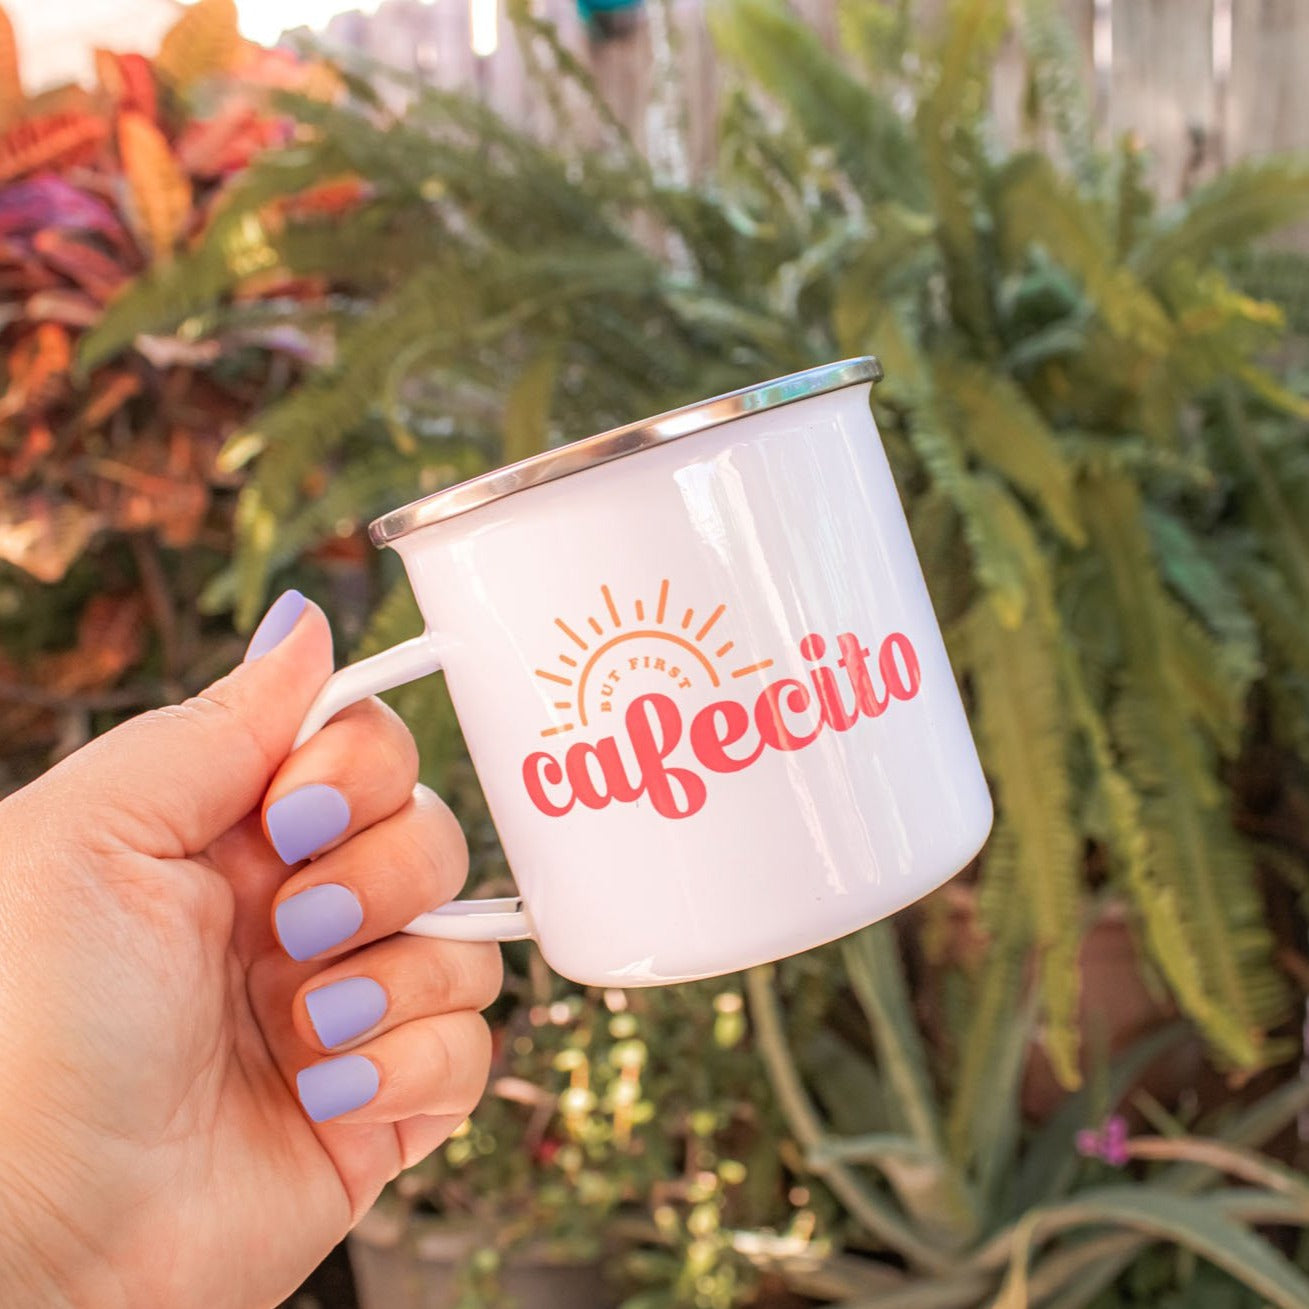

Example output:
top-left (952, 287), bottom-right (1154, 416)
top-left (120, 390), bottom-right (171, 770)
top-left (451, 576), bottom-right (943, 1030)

top-left (295, 358), bottom-right (993, 987)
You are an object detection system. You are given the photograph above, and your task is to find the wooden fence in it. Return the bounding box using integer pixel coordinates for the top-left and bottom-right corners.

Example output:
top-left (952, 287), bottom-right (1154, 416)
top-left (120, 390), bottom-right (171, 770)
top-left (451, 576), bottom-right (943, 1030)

top-left (322, 0), bottom-right (1309, 208)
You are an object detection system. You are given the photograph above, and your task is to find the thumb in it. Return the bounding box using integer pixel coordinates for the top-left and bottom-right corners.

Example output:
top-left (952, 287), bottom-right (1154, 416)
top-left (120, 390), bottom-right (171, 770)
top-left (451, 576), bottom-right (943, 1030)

top-left (50, 592), bottom-right (336, 856)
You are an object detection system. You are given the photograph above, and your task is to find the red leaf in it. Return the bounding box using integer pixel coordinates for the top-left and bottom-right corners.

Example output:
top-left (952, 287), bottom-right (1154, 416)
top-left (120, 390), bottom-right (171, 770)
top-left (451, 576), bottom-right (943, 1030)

top-left (175, 95), bottom-right (258, 177)
top-left (280, 174), bottom-right (369, 219)
top-left (0, 112), bottom-right (109, 183)
top-left (32, 229), bottom-right (127, 300)
top-left (95, 50), bottom-right (157, 122)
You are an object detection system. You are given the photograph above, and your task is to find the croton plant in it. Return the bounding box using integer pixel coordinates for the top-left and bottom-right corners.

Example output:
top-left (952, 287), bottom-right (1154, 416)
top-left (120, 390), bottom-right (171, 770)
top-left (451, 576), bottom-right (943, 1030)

top-left (0, 0), bottom-right (351, 781)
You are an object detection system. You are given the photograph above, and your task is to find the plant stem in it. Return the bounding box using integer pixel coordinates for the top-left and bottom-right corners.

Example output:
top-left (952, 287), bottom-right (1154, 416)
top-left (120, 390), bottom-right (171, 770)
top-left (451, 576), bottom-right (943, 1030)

top-left (744, 965), bottom-right (952, 1274)
top-left (130, 533), bottom-right (180, 686)
top-left (1125, 1137), bottom-right (1309, 1208)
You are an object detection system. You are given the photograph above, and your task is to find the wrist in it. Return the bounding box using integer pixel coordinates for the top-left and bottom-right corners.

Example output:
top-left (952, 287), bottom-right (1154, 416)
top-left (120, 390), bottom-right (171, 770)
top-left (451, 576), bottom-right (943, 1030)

top-left (0, 1159), bottom-right (129, 1308)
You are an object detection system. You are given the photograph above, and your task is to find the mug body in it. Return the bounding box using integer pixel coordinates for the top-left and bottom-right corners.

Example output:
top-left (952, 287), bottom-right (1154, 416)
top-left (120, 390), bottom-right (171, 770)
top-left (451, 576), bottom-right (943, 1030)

top-left (394, 380), bottom-right (992, 986)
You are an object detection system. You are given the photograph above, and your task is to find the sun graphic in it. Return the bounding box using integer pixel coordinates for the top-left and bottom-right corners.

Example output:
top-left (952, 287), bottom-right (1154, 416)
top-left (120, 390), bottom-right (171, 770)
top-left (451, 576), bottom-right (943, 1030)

top-left (533, 580), bottom-right (774, 736)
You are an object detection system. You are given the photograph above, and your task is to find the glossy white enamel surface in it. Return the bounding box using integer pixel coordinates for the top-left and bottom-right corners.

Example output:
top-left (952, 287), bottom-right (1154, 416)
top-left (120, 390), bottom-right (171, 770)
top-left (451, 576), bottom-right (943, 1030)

top-left (383, 381), bottom-right (992, 985)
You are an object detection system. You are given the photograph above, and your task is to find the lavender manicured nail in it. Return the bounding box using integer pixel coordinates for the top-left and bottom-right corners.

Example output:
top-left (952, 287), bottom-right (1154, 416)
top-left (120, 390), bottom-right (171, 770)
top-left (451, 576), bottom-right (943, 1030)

top-left (244, 589), bottom-right (307, 662)
top-left (266, 784), bottom-right (350, 864)
top-left (296, 1055), bottom-right (379, 1123)
top-left (305, 977), bottom-right (388, 1049)
top-left (275, 883), bottom-right (363, 961)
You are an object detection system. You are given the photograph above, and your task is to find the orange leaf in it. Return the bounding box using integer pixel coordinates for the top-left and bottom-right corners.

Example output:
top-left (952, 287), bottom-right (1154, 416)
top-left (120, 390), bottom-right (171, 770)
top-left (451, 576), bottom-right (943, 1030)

top-left (81, 371), bottom-right (142, 427)
top-left (155, 0), bottom-right (239, 90)
top-left (0, 322), bottom-right (70, 418)
top-left (117, 111), bottom-right (192, 262)
top-left (280, 174), bottom-right (369, 219)
top-left (0, 111), bottom-right (108, 183)
top-left (10, 420), bottom-right (54, 478)
top-left (0, 5), bottom-right (22, 127)
top-left (40, 593), bottom-right (146, 693)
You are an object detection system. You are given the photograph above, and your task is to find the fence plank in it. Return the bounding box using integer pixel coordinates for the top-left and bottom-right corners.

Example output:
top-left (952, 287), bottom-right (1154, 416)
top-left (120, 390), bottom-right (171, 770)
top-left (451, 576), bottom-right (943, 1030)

top-left (1108, 0), bottom-right (1217, 201)
top-left (1228, 0), bottom-right (1309, 159)
top-left (1228, 0), bottom-right (1309, 247)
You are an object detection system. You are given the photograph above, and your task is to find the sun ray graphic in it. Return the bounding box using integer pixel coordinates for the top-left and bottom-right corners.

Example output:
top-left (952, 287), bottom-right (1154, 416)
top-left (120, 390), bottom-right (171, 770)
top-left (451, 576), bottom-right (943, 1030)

top-left (533, 581), bottom-right (773, 736)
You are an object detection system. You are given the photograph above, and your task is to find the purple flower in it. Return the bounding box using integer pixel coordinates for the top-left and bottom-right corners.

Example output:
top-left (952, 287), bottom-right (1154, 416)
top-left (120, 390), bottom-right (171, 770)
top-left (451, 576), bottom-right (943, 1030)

top-left (1076, 1115), bottom-right (1130, 1166)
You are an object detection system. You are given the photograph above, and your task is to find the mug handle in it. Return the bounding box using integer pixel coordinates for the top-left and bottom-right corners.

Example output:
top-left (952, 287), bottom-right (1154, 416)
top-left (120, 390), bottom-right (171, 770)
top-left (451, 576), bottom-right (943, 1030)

top-left (293, 633), bottom-right (534, 943)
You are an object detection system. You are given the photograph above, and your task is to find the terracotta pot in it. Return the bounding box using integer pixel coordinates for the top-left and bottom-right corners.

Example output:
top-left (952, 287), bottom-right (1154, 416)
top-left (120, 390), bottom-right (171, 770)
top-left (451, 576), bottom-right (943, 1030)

top-left (1020, 902), bottom-right (1204, 1120)
top-left (348, 1207), bottom-right (617, 1309)
top-left (916, 887), bottom-right (1204, 1121)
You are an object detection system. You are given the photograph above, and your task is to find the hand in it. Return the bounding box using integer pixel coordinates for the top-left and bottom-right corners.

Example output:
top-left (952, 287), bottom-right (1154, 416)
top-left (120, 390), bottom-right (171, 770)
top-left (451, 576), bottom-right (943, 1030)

top-left (0, 593), bottom-right (502, 1307)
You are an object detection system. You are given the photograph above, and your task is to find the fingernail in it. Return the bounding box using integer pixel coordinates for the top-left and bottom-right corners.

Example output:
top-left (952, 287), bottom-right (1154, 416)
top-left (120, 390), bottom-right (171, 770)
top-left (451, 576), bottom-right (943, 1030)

top-left (266, 784), bottom-right (350, 864)
top-left (244, 589), bottom-right (307, 662)
top-left (296, 1055), bottom-right (379, 1123)
top-left (275, 883), bottom-right (363, 961)
top-left (305, 977), bottom-right (388, 1049)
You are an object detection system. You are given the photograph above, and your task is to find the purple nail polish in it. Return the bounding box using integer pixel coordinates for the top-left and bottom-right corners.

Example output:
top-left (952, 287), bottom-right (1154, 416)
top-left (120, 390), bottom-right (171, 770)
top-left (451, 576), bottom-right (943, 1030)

top-left (305, 977), bottom-right (388, 1049)
top-left (275, 883), bottom-right (363, 961)
top-left (244, 589), bottom-right (307, 662)
top-left (266, 784), bottom-right (350, 864)
top-left (297, 1055), bottom-right (379, 1123)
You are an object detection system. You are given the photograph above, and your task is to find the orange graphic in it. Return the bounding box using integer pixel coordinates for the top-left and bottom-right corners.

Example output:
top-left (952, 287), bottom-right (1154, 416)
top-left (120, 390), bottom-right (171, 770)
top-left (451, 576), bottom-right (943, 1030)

top-left (533, 580), bottom-right (774, 736)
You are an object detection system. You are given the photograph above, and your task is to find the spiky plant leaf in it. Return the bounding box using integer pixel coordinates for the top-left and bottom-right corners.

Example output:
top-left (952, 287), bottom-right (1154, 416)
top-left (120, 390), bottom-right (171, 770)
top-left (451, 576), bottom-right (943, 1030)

top-left (935, 358), bottom-right (1085, 544)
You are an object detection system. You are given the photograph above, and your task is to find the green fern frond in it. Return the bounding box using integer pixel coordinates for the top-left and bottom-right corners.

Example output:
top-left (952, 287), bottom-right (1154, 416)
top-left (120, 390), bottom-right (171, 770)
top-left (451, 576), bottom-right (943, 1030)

top-left (915, 0), bottom-right (1007, 344)
top-left (1214, 384), bottom-right (1309, 608)
top-left (1085, 471), bottom-right (1287, 1065)
top-left (946, 838), bottom-right (1030, 1169)
top-left (1059, 434), bottom-right (1215, 491)
top-left (836, 0), bottom-right (912, 78)
top-left (1135, 156), bottom-right (1309, 281)
top-left (1017, 0), bottom-right (1099, 187)
top-left (1225, 247), bottom-right (1309, 336)
top-left (1111, 136), bottom-right (1155, 260)
top-left (1146, 507), bottom-right (1262, 698)
top-left (994, 154), bottom-right (1172, 356)
top-left (935, 357), bottom-right (1085, 544)
top-left (830, 208), bottom-right (936, 354)
top-left (907, 422), bottom-right (1028, 627)
top-left (1230, 556), bottom-right (1309, 684)
top-left (502, 349), bottom-right (559, 464)
top-left (708, 0), bottom-right (923, 207)
top-left (965, 596), bottom-right (1083, 1089)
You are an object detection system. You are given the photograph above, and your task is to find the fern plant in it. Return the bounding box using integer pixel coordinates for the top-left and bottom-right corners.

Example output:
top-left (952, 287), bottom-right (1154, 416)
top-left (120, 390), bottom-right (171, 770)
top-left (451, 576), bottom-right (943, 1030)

top-left (84, 0), bottom-right (1309, 1093)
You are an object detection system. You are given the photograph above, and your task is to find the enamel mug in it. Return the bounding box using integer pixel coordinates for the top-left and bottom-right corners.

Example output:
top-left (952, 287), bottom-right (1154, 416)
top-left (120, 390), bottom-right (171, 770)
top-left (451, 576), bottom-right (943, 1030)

top-left (294, 358), bottom-right (993, 986)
